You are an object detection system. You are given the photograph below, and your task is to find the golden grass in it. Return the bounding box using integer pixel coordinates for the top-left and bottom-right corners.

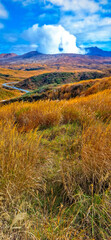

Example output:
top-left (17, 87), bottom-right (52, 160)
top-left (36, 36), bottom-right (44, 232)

top-left (81, 123), bottom-right (111, 193)
top-left (84, 76), bottom-right (111, 96)
top-left (0, 67), bottom-right (42, 79)
top-left (47, 76), bottom-right (111, 100)
top-left (0, 89), bottom-right (110, 129)
top-left (0, 88), bottom-right (111, 239)
top-left (0, 88), bottom-right (22, 100)
top-left (0, 122), bottom-right (46, 196)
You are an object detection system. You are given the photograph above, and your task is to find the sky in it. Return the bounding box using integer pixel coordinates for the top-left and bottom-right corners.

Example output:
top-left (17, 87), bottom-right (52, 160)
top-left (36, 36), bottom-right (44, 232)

top-left (0, 0), bottom-right (111, 54)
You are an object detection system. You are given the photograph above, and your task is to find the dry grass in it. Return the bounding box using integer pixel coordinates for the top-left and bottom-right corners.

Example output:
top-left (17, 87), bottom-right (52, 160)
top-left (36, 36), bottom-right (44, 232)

top-left (0, 89), bottom-right (111, 129)
top-left (81, 123), bottom-right (111, 193)
top-left (84, 77), bottom-right (111, 96)
top-left (0, 88), bottom-right (111, 239)
top-left (46, 76), bottom-right (111, 100)
top-left (0, 88), bottom-right (21, 100)
top-left (0, 122), bottom-right (46, 196)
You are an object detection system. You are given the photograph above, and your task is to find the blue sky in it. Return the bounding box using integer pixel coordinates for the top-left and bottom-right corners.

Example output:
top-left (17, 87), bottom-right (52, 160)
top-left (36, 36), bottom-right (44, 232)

top-left (0, 0), bottom-right (111, 54)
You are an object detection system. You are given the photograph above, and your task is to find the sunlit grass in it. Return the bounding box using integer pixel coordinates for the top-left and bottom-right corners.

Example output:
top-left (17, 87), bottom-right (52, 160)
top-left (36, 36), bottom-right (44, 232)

top-left (0, 88), bottom-right (21, 100)
top-left (0, 88), bottom-right (111, 239)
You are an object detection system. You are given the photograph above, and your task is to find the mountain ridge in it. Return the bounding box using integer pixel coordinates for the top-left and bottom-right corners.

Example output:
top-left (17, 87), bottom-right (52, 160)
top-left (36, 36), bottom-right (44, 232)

top-left (0, 47), bottom-right (111, 60)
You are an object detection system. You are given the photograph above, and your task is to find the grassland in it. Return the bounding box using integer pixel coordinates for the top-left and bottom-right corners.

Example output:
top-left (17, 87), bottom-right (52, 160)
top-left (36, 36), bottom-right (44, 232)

top-left (0, 86), bottom-right (111, 239)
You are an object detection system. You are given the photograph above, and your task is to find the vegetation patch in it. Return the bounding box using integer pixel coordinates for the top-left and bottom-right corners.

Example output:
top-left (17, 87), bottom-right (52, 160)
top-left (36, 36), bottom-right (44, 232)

top-left (15, 71), bottom-right (106, 90)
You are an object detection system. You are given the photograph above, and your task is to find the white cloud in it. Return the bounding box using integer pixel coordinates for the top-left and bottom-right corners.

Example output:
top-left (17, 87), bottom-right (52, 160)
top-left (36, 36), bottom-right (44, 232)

top-left (0, 3), bottom-right (8, 18)
top-left (46, 0), bottom-right (100, 13)
top-left (23, 24), bottom-right (83, 54)
top-left (8, 0), bottom-right (111, 51)
top-left (59, 13), bottom-right (111, 47)
top-left (60, 14), bottom-right (111, 34)
top-left (12, 0), bottom-right (101, 13)
top-left (85, 27), bottom-right (111, 42)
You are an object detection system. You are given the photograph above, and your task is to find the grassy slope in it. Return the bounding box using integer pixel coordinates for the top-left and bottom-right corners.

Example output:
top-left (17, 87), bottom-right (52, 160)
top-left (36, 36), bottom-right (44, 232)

top-left (47, 76), bottom-right (111, 99)
top-left (0, 88), bottom-right (22, 100)
top-left (0, 89), bottom-right (111, 239)
top-left (15, 71), bottom-right (106, 90)
top-left (11, 76), bottom-right (111, 104)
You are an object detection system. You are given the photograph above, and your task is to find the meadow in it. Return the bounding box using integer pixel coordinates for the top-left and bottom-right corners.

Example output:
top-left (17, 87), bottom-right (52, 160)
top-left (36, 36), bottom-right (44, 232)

top-left (0, 87), bottom-right (111, 239)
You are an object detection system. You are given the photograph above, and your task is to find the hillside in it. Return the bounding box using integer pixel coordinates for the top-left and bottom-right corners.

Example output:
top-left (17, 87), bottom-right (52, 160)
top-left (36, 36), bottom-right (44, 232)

top-left (12, 76), bottom-right (110, 103)
top-left (15, 71), bottom-right (106, 90)
top-left (44, 76), bottom-right (111, 100)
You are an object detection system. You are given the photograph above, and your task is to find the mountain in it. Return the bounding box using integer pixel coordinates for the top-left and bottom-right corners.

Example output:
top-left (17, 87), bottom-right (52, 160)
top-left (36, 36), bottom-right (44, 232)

top-left (0, 47), bottom-right (111, 61)
top-left (19, 51), bottom-right (43, 59)
top-left (85, 47), bottom-right (111, 57)
top-left (20, 47), bottom-right (111, 59)
top-left (0, 53), bottom-right (17, 59)
top-left (18, 47), bottom-right (111, 59)
top-left (0, 48), bottom-right (111, 71)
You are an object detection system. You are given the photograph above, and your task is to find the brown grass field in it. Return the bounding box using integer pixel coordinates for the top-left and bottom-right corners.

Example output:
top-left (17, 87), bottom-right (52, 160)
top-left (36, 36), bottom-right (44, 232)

top-left (0, 79), bottom-right (111, 239)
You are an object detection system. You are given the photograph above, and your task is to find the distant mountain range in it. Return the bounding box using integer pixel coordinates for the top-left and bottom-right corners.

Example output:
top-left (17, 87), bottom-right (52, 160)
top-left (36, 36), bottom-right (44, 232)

top-left (0, 51), bottom-right (42, 60)
top-left (0, 47), bottom-right (111, 60)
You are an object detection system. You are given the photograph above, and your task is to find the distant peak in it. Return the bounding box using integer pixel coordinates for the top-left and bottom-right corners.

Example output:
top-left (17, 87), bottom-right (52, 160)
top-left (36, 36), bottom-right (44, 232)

top-left (85, 46), bottom-right (111, 57)
top-left (21, 51), bottom-right (43, 58)
top-left (0, 53), bottom-right (17, 59)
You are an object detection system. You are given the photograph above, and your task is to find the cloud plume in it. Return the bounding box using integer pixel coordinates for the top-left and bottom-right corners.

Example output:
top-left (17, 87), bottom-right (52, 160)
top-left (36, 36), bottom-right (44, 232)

top-left (23, 24), bottom-right (82, 54)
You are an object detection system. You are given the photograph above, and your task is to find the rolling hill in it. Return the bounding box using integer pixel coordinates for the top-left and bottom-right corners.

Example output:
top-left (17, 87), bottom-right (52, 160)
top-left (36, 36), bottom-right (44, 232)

top-left (15, 71), bottom-right (106, 90)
